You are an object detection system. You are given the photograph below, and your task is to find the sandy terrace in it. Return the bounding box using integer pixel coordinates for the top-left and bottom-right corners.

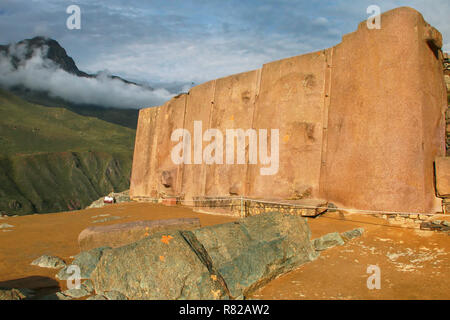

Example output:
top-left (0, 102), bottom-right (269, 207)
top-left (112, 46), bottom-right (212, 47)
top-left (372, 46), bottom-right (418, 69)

top-left (0, 202), bottom-right (449, 299)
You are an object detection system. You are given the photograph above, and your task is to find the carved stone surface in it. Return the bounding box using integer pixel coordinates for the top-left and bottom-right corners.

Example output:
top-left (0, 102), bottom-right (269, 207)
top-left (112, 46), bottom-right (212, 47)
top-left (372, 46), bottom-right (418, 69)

top-left (130, 7), bottom-right (446, 214)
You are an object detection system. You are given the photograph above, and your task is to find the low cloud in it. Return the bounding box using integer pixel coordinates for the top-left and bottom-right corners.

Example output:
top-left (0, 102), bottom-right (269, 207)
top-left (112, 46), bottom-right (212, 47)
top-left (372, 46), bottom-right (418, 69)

top-left (0, 0), bottom-right (448, 87)
top-left (0, 44), bottom-right (174, 108)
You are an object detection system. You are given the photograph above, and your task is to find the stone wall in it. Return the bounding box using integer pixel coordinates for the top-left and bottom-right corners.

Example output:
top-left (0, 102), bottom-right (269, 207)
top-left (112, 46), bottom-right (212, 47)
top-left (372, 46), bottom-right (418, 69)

top-left (190, 197), bottom-right (328, 217)
top-left (320, 8), bottom-right (446, 213)
top-left (444, 52), bottom-right (450, 155)
top-left (441, 53), bottom-right (449, 212)
top-left (130, 7), bottom-right (447, 214)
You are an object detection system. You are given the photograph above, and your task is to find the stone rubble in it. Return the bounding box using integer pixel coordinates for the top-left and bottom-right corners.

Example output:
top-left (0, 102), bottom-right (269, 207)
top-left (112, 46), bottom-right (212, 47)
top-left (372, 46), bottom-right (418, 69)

top-left (313, 232), bottom-right (345, 251)
top-left (103, 291), bottom-right (128, 300)
top-left (381, 214), bottom-right (450, 234)
top-left (30, 254), bottom-right (66, 269)
top-left (0, 288), bottom-right (34, 300)
top-left (420, 221), bottom-right (450, 233)
top-left (312, 228), bottom-right (364, 251)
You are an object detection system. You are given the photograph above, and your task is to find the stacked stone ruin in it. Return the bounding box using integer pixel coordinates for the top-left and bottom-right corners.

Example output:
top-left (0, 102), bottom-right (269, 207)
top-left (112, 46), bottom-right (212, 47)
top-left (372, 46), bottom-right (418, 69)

top-left (445, 53), bottom-right (450, 157)
top-left (439, 53), bottom-right (450, 213)
top-left (130, 7), bottom-right (448, 216)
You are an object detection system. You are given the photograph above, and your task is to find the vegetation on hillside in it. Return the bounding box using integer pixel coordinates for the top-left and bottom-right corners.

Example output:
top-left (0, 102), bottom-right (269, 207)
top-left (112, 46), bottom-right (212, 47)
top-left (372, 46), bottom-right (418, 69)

top-left (9, 86), bottom-right (139, 129)
top-left (0, 88), bottom-right (136, 215)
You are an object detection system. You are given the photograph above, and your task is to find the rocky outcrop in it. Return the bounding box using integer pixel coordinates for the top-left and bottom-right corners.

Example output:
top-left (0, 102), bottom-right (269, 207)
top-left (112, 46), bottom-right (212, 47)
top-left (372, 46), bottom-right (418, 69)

top-left (91, 212), bottom-right (317, 299)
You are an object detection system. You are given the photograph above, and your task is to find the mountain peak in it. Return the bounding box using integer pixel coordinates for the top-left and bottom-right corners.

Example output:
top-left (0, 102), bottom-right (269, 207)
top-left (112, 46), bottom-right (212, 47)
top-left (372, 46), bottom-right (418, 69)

top-left (0, 36), bottom-right (144, 86)
top-left (13, 36), bottom-right (88, 77)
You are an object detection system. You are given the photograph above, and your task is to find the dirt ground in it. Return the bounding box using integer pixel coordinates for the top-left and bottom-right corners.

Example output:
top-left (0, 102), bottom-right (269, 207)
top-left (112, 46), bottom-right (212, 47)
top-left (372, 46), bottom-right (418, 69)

top-left (0, 202), bottom-right (237, 296)
top-left (0, 202), bottom-right (449, 299)
top-left (251, 212), bottom-right (450, 300)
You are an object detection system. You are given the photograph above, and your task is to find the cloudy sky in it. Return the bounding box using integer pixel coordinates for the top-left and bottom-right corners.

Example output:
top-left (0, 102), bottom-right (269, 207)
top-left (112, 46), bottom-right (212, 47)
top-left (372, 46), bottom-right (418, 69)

top-left (0, 0), bottom-right (449, 88)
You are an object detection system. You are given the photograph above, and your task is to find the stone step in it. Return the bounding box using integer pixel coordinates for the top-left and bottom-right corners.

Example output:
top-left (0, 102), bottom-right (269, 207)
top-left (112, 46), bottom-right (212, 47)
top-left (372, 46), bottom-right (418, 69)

top-left (435, 157), bottom-right (450, 199)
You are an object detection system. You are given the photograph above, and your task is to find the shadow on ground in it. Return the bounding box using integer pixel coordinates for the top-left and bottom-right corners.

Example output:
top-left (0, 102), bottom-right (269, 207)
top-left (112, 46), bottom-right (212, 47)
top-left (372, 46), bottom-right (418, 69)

top-left (0, 276), bottom-right (60, 299)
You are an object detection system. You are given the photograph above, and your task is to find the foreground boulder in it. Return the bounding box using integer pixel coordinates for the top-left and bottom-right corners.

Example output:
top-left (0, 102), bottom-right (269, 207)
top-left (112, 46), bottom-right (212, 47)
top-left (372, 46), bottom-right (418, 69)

top-left (78, 218), bottom-right (200, 251)
top-left (91, 231), bottom-right (227, 299)
top-left (91, 212), bottom-right (317, 299)
top-left (57, 247), bottom-right (111, 280)
top-left (188, 212), bottom-right (318, 297)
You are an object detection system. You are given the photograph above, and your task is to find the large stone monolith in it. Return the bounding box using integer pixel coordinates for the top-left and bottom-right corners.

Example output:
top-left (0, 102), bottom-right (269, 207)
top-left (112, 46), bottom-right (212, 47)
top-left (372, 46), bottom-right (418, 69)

top-left (91, 212), bottom-right (317, 299)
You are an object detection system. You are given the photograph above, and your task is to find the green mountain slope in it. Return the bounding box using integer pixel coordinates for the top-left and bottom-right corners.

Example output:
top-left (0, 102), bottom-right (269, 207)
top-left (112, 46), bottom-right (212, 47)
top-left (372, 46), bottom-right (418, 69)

top-left (1, 37), bottom-right (144, 129)
top-left (0, 88), bottom-right (136, 215)
top-left (9, 86), bottom-right (139, 129)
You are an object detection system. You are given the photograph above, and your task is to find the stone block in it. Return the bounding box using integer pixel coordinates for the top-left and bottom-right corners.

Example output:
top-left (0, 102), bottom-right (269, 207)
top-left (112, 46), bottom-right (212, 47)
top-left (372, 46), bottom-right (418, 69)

top-left (78, 218), bottom-right (200, 252)
top-left (190, 212), bottom-right (317, 298)
top-left (91, 231), bottom-right (227, 300)
top-left (91, 212), bottom-right (317, 299)
top-left (313, 232), bottom-right (345, 251)
top-left (435, 157), bottom-right (450, 197)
